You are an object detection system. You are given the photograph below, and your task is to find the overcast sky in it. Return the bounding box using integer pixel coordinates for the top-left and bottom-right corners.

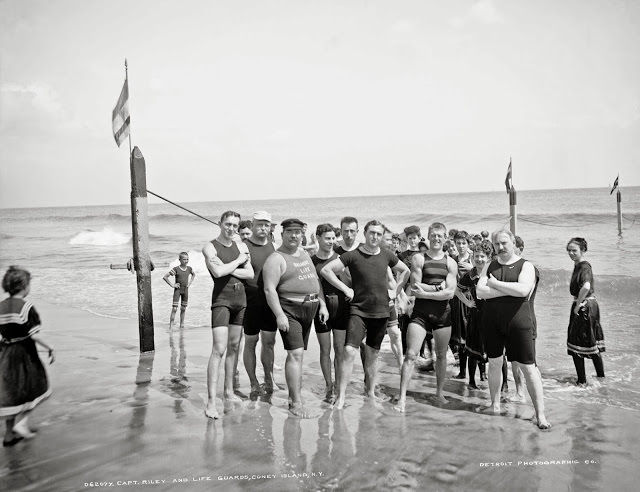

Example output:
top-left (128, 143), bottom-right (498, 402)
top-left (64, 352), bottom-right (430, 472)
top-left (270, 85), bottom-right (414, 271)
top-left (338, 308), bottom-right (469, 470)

top-left (1, 0), bottom-right (639, 208)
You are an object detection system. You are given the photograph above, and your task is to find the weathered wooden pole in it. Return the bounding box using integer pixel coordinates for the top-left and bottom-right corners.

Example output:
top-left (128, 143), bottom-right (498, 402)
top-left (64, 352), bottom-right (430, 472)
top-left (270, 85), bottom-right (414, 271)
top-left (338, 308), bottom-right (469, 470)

top-left (130, 146), bottom-right (155, 353)
top-left (616, 189), bottom-right (622, 236)
top-left (509, 187), bottom-right (517, 236)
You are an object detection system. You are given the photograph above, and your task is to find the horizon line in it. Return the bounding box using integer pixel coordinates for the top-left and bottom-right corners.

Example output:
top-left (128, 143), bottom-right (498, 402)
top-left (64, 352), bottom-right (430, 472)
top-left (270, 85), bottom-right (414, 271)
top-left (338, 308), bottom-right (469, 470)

top-left (1, 184), bottom-right (637, 211)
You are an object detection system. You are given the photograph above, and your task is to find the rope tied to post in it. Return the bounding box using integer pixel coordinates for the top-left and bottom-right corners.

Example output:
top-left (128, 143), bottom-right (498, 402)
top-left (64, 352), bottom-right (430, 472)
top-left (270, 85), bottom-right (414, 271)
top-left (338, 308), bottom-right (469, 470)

top-left (146, 190), bottom-right (219, 226)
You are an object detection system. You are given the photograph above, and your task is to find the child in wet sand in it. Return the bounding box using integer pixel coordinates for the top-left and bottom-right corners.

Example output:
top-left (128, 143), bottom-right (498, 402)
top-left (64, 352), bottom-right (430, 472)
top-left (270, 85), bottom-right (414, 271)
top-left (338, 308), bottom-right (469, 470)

top-left (0, 266), bottom-right (54, 447)
top-left (163, 252), bottom-right (196, 329)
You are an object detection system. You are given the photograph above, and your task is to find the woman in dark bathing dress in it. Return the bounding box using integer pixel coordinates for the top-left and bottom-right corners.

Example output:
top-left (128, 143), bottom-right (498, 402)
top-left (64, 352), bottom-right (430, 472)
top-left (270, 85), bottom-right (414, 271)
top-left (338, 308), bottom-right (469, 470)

top-left (566, 237), bottom-right (605, 385)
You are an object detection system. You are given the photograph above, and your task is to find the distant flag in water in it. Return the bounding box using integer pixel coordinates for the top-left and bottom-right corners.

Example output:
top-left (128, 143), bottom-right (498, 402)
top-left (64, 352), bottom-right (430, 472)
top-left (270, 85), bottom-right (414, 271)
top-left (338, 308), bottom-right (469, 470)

top-left (504, 158), bottom-right (513, 193)
top-left (610, 174), bottom-right (619, 195)
top-left (112, 79), bottom-right (130, 147)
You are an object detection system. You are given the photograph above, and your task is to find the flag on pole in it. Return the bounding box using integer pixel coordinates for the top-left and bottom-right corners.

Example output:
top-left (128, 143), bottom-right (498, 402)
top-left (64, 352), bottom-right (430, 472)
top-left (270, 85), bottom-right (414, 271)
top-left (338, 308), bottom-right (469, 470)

top-left (610, 174), bottom-right (619, 195)
top-left (112, 79), bottom-right (130, 147)
top-left (504, 158), bottom-right (513, 193)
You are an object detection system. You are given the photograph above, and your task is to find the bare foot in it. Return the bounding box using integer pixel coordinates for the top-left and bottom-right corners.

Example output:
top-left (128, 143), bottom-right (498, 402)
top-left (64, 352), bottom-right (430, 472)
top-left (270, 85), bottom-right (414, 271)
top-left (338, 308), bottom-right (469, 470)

top-left (393, 399), bottom-right (406, 413)
top-left (365, 391), bottom-right (388, 403)
top-left (536, 417), bottom-right (552, 430)
top-left (333, 396), bottom-right (345, 410)
top-left (204, 405), bottom-right (220, 419)
top-left (435, 393), bottom-right (449, 405)
top-left (289, 404), bottom-right (317, 419)
top-left (224, 392), bottom-right (242, 403)
top-left (509, 393), bottom-right (526, 403)
top-left (477, 404), bottom-right (501, 415)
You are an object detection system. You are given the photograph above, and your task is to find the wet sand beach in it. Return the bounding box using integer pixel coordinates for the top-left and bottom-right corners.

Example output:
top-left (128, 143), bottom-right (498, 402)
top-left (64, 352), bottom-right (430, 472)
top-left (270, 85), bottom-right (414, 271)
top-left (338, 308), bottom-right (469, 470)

top-left (2, 299), bottom-right (639, 492)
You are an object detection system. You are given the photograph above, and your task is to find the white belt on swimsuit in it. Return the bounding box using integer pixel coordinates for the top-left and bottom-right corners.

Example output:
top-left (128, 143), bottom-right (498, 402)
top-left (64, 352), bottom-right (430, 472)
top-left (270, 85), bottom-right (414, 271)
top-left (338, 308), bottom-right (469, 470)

top-left (282, 294), bottom-right (319, 303)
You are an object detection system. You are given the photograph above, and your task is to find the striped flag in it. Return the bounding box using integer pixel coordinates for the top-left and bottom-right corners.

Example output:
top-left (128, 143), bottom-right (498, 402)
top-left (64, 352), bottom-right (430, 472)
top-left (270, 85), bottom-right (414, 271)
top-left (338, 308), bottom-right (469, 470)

top-left (112, 79), bottom-right (130, 147)
top-left (610, 174), bottom-right (619, 195)
top-left (504, 158), bottom-right (513, 193)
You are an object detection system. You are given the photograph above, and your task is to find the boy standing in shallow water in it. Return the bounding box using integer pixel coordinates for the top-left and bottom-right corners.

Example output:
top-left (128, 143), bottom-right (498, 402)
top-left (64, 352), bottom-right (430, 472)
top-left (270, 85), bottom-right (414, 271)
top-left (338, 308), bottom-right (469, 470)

top-left (163, 252), bottom-right (196, 329)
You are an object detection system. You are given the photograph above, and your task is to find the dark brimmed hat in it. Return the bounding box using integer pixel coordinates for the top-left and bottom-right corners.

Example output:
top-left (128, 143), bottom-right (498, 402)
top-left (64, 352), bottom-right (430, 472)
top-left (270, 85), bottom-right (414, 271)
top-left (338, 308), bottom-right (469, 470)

top-left (281, 218), bottom-right (305, 230)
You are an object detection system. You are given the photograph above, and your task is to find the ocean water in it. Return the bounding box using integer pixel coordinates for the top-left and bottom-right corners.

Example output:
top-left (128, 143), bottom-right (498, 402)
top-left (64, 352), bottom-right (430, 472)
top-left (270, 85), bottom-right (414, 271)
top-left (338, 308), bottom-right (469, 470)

top-left (1, 187), bottom-right (639, 412)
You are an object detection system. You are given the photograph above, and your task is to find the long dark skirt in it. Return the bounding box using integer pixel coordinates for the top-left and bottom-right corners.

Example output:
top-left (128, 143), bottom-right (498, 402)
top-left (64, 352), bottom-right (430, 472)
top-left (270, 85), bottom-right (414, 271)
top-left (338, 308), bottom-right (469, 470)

top-left (0, 338), bottom-right (50, 418)
top-left (567, 298), bottom-right (605, 358)
top-left (465, 308), bottom-right (486, 361)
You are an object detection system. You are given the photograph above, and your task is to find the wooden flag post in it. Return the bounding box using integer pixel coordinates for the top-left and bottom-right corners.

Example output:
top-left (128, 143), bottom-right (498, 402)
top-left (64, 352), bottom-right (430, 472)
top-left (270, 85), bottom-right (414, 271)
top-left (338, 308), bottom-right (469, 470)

top-left (617, 189), bottom-right (622, 236)
top-left (130, 146), bottom-right (155, 352)
top-left (509, 188), bottom-right (517, 236)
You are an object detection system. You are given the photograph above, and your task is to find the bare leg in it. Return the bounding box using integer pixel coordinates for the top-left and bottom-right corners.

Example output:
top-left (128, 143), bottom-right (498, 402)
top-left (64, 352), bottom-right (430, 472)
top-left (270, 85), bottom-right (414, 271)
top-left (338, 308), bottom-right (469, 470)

top-left (394, 322), bottom-right (426, 412)
top-left (433, 326), bottom-right (451, 404)
top-left (511, 361), bottom-right (526, 401)
top-left (316, 330), bottom-right (333, 399)
top-left (243, 333), bottom-right (261, 392)
top-left (484, 355), bottom-right (503, 414)
top-left (179, 306), bottom-right (186, 329)
top-left (387, 324), bottom-right (404, 371)
top-left (286, 348), bottom-right (313, 418)
top-left (234, 331), bottom-right (244, 391)
top-left (335, 345), bottom-right (358, 409)
top-left (363, 345), bottom-right (380, 398)
top-left (224, 324), bottom-right (243, 401)
top-left (169, 307), bottom-right (178, 329)
top-left (332, 330), bottom-right (346, 395)
top-left (514, 361), bottom-right (550, 429)
top-left (260, 330), bottom-right (277, 392)
top-left (205, 326), bottom-right (228, 419)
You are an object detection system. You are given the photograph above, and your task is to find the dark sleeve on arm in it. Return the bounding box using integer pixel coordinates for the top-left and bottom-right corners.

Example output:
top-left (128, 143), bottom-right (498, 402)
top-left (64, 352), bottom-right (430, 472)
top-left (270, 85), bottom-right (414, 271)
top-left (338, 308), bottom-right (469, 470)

top-left (339, 250), bottom-right (353, 268)
top-left (579, 262), bottom-right (593, 286)
top-left (28, 305), bottom-right (41, 328)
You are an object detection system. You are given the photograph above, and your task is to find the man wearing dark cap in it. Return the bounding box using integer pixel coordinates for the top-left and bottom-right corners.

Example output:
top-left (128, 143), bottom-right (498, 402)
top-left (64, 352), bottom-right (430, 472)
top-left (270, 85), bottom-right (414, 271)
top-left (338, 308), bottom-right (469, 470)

top-left (263, 218), bottom-right (329, 418)
top-left (242, 211), bottom-right (277, 396)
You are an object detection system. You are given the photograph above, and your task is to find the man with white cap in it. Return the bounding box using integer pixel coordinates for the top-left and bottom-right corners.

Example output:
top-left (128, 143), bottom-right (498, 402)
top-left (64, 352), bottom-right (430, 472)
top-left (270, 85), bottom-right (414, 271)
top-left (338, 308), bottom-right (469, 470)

top-left (263, 218), bottom-right (329, 418)
top-left (242, 211), bottom-right (278, 395)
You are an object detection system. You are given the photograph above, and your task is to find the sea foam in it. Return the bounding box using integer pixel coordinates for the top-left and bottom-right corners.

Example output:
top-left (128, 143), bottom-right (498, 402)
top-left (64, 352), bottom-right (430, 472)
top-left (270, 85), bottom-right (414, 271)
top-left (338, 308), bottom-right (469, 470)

top-left (69, 228), bottom-right (131, 246)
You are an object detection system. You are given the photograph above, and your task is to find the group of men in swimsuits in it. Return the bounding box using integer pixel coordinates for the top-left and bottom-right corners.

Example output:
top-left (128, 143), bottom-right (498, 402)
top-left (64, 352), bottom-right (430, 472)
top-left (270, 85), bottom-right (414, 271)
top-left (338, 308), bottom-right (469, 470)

top-left (201, 210), bottom-right (550, 430)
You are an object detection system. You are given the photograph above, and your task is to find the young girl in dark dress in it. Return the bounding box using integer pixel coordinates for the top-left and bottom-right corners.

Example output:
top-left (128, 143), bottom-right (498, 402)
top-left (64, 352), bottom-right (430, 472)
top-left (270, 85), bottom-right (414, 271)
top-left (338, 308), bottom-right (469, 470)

top-left (0, 266), bottom-right (54, 446)
top-left (566, 238), bottom-right (605, 385)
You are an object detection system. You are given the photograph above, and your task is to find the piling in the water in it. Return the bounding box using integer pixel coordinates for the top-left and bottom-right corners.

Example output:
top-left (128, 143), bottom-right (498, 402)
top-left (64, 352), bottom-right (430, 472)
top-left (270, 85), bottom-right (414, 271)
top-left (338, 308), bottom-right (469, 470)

top-left (129, 146), bottom-right (155, 353)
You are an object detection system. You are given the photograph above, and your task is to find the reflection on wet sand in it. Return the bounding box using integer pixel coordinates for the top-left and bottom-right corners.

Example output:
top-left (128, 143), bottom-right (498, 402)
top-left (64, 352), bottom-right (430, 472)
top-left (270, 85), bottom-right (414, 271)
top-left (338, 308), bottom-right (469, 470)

top-left (5, 304), bottom-right (637, 492)
top-left (168, 327), bottom-right (189, 418)
top-left (129, 352), bottom-right (155, 432)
